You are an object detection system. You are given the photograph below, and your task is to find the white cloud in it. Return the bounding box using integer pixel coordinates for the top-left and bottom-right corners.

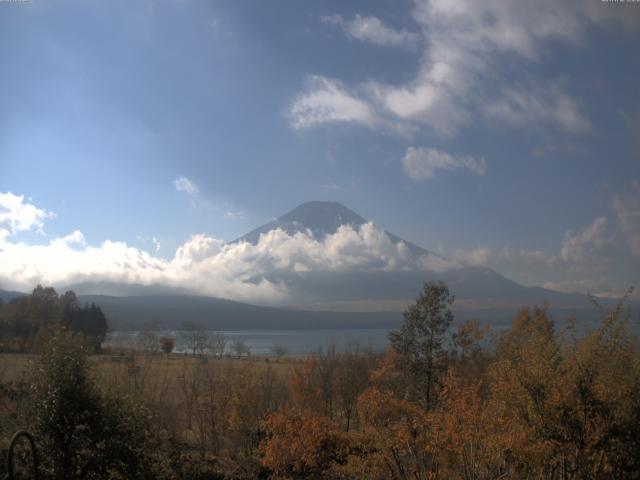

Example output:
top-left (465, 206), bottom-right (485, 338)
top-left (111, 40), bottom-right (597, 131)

top-left (4, 181), bottom-right (639, 303)
top-left (54, 230), bottom-right (86, 247)
top-left (537, 182), bottom-right (640, 274)
top-left (322, 14), bottom-right (418, 47)
top-left (453, 247), bottom-right (491, 267)
top-left (223, 210), bottom-right (246, 221)
top-left (425, 180), bottom-right (640, 297)
top-left (173, 176), bottom-right (199, 196)
top-left (402, 147), bottom-right (486, 180)
top-left (542, 278), bottom-right (617, 296)
top-left (293, 1), bottom-right (638, 138)
top-left (290, 75), bottom-right (376, 129)
top-left (0, 194), bottom-right (458, 303)
top-left (483, 84), bottom-right (592, 134)
top-left (497, 247), bottom-right (558, 270)
top-left (560, 216), bottom-right (610, 268)
top-left (152, 237), bottom-right (161, 253)
top-left (379, 0), bottom-right (598, 135)
top-left (494, 181), bottom-right (640, 296)
top-left (0, 192), bottom-right (54, 239)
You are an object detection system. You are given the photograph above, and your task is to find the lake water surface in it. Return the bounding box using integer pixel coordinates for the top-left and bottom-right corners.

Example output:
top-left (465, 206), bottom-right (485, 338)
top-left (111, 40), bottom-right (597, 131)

top-left (106, 328), bottom-right (391, 356)
top-left (106, 318), bottom-right (622, 357)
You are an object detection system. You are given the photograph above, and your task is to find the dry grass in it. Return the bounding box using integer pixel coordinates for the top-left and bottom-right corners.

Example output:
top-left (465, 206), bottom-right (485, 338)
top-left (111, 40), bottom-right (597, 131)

top-left (1, 350), bottom-right (298, 461)
top-left (0, 353), bottom-right (35, 384)
top-left (1, 351), bottom-right (297, 388)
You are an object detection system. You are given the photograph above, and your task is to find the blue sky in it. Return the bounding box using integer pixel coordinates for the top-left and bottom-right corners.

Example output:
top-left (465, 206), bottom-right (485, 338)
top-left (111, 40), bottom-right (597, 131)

top-left (1, 0), bottom-right (639, 301)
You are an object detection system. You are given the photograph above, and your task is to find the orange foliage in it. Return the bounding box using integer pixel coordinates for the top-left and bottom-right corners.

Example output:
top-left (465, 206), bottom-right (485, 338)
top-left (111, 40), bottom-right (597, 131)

top-left (259, 409), bottom-right (348, 478)
top-left (337, 387), bottom-right (441, 479)
top-left (290, 356), bottom-right (324, 413)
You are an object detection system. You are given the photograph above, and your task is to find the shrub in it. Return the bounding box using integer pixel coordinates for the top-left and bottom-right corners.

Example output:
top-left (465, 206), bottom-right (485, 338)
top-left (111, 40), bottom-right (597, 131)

top-left (28, 328), bottom-right (156, 479)
top-left (160, 336), bottom-right (176, 355)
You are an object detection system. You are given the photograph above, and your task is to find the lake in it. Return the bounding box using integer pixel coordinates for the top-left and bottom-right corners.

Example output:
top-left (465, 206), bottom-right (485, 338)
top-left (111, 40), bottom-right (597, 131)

top-left (105, 317), bottom-right (625, 357)
top-left (106, 328), bottom-right (392, 356)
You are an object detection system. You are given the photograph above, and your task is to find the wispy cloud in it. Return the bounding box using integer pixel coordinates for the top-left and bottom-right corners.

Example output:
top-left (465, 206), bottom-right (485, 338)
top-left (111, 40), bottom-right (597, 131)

top-left (173, 176), bottom-right (199, 196)
top-left (223, 210), bottom-right (246, 221)
top-left (290, 75), bottom-right (376, 129)
top-left (560, 216), bottom-right (610, 270)
top-left (293, 1), bottom-right (638, 138)
top-left (483, 83), bottom-right (592, 135)
top-left (402, 147), bottom-right (486, 180)
top-left (321, 14), bottom-right (418, 48)
top-left (463, 181), bottom-right (640, 297)
top-left (152, 237), bottom-right (161, 254)
top-left (452, 247), bottom-right (491, 267)
top-left (319, 182), bottom-right (344, 192)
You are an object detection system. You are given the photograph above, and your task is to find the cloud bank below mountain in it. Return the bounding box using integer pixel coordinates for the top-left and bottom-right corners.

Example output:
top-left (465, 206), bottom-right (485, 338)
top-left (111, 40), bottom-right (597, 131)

top-left (0, 194), bottom-right (466, 303)
top-left (2, 188), bottom-right (639, 304)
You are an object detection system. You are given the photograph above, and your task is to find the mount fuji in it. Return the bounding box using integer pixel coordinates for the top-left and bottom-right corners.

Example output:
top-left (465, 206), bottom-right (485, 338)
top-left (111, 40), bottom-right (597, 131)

top-left (234, 201), bottom-right (590, 312)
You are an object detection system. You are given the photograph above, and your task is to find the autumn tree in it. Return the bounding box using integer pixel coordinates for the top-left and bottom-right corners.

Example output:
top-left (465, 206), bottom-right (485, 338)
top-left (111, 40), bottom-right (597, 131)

top-left (335, 344), bottom-right (376, 431)
top-left (290, 355), bottom-right (324, 413)
top-left (452, 318), bottom-right (488, 358)
top-left (259, 409), bottom-right (348, 478)
top-left (160, 336), bottom-right (175, 354)
top-left (452, 318), bottom-right (492, 383)
top-left (483, 295), bottom-right (640, 479)
top-left (388, 281), bottom-right (454, 408)
top-left (340, 387), bottom-right (440, 479)
top-left (436, 370), bottom-right (507, 480)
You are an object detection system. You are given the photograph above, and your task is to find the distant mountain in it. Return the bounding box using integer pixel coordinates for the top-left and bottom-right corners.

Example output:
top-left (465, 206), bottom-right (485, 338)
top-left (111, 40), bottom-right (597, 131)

top-left (0, 288), bottom-right (26, 303)
top-left (235, 200), bottom-right (431, 257)
top-left (78, 293), bottom-right (628, 332)
top-left (62, 281), bottom-right (196, 297)
top-left (236, 201), bottom-right (367, 244)
top-left (76, 294), bottom-right (400, 331)
top-left (233, 201), bottom-right (603, 311)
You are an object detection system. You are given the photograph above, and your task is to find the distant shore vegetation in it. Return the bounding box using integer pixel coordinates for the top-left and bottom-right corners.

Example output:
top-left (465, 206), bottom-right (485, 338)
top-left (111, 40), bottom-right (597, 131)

top-left (0, 285), bottom-right (108, 353)
top-left (0, 282), bottom-right (639, 479)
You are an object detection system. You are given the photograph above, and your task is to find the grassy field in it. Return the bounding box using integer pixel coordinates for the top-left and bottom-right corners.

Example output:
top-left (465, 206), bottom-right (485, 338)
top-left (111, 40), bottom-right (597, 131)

top-left (2, 350), bottom-right (299, 456)
top-left (0, 349), bottom-right (302, 478)
top-left (1, 350), bottom-right (298, 387)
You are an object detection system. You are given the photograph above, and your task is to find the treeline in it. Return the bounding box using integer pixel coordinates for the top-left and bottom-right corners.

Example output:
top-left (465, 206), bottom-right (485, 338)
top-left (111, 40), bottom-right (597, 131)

top-left (0, 282), bottom-right (639, 479)
top-left (0, 285), bottom-right (108, 352)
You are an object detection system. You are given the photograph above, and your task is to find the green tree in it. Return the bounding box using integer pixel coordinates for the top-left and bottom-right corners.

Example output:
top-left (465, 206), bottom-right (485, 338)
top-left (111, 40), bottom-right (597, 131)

top-left (388, 281), bottom-right (454, 408)
top-left (29, 328), bottom-right (154, 479)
